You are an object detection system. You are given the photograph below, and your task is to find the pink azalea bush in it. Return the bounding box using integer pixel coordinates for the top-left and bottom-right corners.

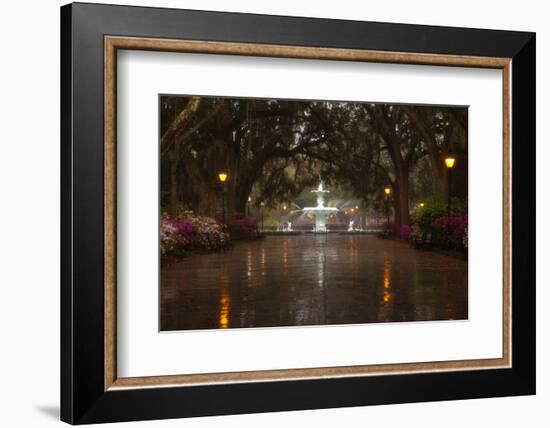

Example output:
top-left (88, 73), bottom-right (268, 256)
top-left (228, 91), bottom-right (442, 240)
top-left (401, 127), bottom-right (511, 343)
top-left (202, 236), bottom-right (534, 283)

top-left (186, 215), bottom-right (230, 251)
top-left (226, 216), bottom-right (258, 240)
top-left (160, 213), bottom-right (230, 260)
top-left (411, 196), bottom-right (468, 250)
top-left (160, 217), bottom-right (196, 255)
top-left (431, 214), bottom-right (468, 249)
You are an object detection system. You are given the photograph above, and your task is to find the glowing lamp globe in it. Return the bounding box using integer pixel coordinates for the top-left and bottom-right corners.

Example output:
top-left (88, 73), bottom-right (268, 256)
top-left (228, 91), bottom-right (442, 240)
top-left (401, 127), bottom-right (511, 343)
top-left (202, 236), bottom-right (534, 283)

top-left (444, 157), bottom-right (456, 169)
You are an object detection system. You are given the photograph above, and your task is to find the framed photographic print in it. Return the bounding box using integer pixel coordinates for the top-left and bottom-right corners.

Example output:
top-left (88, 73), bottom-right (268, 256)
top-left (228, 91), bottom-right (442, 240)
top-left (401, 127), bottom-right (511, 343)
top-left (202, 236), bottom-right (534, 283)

top-left (61, 2), bottom-right (536, 424)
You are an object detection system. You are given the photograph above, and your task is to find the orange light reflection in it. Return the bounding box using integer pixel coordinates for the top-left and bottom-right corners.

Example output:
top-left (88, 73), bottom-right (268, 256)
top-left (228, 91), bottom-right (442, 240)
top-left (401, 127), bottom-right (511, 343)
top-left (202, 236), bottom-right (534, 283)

top-left (382, 253), bottom-right (392, 305)
top-left (219, 274), bottom-right (230, 329)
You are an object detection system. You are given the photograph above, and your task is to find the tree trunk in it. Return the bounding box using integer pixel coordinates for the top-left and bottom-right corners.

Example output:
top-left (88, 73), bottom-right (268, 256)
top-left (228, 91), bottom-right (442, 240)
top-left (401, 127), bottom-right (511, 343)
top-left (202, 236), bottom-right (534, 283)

top-left (392, 193), bottom-right (401, 226)
top-left (169, 146), bottom-right (179, 216)
top-left (370, 109), bottom-right (411, 229)
top-left (387, 165), bottom-right (410, 228)
top-left (397, 172), bottom-right (410, 226)
top-left (389, 182), bottom-right (402, 227)
top-left (196, 186), bottom-right (218, 218)
top-left (403, 106), bottom-right (448, 199)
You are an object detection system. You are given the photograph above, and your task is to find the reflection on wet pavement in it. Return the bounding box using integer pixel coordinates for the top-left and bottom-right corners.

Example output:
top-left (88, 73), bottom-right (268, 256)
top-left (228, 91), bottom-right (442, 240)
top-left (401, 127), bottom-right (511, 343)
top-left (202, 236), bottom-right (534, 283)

top-left (160, 235), bottom-right (467, 331)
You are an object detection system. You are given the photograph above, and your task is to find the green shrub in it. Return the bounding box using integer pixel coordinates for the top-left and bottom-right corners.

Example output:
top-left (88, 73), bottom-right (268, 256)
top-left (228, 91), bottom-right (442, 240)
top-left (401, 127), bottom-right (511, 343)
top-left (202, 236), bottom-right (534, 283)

top-left (414, 195), bottom-right (467, 237)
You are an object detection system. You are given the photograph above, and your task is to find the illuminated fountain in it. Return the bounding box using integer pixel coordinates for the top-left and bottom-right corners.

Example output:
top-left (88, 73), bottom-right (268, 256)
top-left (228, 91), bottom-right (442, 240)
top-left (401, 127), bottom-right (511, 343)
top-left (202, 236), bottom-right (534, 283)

top-left (302, 182), bottom-right (339, 232)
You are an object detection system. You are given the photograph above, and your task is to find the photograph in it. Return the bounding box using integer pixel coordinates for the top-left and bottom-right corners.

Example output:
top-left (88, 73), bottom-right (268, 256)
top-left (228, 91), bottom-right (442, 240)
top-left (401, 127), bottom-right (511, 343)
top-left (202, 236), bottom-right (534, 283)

top-left (159, 95), bottom-right (469, 331)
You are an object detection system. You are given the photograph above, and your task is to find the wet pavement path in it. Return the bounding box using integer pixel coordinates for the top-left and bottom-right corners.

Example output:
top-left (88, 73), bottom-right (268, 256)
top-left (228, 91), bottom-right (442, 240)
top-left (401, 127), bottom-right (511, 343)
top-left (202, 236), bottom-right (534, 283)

top-left (160, 234), bottom-right (467, 331)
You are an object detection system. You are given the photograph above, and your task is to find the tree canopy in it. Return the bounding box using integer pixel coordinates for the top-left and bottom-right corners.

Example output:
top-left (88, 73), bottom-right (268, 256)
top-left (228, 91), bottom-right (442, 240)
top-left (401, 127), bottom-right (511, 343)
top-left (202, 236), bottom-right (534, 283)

top-left (160, 96), bottom-right (467, 226)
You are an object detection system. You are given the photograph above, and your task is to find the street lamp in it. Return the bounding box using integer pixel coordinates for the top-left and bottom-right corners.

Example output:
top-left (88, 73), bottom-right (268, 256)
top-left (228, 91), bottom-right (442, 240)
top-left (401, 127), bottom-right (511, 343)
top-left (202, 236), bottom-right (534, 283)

top-left (246, 196), bottom-right (251, 218)
top-left (218, 172), bottom-right (228, 224)
top-left (280, 204), bottom-right (287, 230)
top-left (444, 155), bottom-right (456, 245)
top-left (259, 201), bottom-right (265, 231)
top-left (384, 186), bottom-right (392, 234)
top-left (419, 202), bottom-right (425, 208)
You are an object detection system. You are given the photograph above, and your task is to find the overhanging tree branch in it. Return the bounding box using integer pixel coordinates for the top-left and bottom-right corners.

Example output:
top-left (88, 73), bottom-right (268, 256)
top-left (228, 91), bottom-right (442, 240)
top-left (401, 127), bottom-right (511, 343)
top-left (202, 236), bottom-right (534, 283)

top-left (160, 97), bottom-right (202, 153)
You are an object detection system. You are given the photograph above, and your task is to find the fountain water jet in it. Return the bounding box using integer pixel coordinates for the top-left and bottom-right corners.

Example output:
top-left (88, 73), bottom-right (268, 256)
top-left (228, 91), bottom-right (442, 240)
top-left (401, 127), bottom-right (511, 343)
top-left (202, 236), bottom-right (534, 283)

top-left (302, 182), bottom-right (339, 232)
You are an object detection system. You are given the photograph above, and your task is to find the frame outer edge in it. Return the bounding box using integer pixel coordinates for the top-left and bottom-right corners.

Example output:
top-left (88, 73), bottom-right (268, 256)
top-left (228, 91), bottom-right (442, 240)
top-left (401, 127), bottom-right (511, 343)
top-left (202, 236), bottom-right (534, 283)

top-left (60, 3), bottom-right (75, 424)
top-left (64, 3), bottom-right (536, 423)
top-left (73, 3), bottom-right (534, 58)
top-left (510, 33), bottom-right (536, 391)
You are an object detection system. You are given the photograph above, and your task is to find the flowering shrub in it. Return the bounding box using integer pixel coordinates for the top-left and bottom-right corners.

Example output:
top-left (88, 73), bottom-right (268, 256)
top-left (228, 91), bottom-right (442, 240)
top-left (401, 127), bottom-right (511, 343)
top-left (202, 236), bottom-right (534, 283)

top-left (160, 213), bottom-right (229, 261)
top-left (186, 215), bottom-right (230, 251)
top-left (411, 196), bottom-right (468, 250)
top-left (160, 217), bottom-right (196, 255)
top-left (414, 196), bottom-right (467, 235)
top-left (431, 214), bottom-right (468, 249)
top-left (226, 216), bottom-right (258, 240)
top-left (160, 219), bottom-right (177, 255)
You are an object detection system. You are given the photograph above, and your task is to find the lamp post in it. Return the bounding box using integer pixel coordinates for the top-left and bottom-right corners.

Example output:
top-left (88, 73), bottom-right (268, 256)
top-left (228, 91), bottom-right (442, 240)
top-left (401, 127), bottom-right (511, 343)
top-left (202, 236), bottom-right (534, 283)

top-left (259, 202), bottom-right (265, 231)
top-left (444, 155), bottom-right (456, 245)
top-left (384, 186), bottom-right (392, 233)
top-left (218, 172), bottom-right (228, 224)
top-left (246, 196), bottom-right (251, 218)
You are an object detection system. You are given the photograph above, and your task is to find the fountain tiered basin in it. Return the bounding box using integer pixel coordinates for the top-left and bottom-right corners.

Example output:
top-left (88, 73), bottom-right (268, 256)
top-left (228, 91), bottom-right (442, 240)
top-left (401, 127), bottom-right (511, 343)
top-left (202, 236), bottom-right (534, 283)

top-left (262, 181), bottom-right (371, 234)
top-left (302, 182), bottom-right (339, 232)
